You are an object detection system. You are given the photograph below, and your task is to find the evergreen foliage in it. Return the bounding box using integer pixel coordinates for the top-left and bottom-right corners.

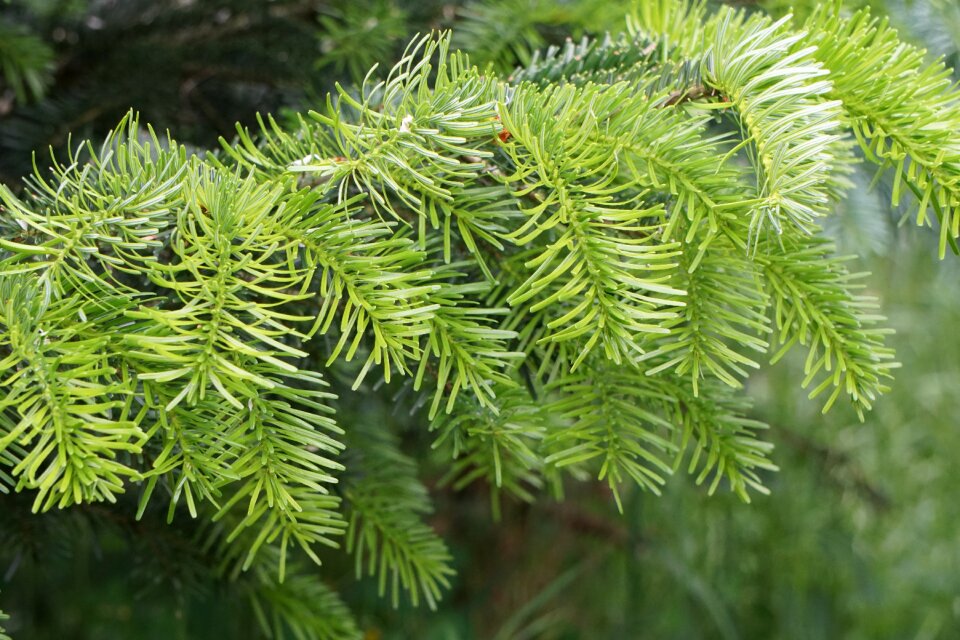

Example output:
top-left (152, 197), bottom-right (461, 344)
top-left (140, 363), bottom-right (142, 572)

top-left (1, 0), bottom-right (958, 636)
top-left (439, 240), bottom-right (960, 639)
top-left (0, 17), bottom-right (53, 104)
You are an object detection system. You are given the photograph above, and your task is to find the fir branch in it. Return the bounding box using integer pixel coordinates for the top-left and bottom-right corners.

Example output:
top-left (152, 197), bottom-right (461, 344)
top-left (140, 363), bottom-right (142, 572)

top-left (137, 385), bottom-right (239, 520)
top-left (229, 35), bottom-right (502, 224)
top-left (414, 259), bottom-right (523, 417)
top-left (805, 5), bottom-right (960, 258)
top-left (125, 172), bottom-right (314, 410)
top-left (432, 384), bottom-right (549, 514)
top-left (640, 235), bottom-right (770, 395)
top-left (341, 423), bottom-right (454, 609)
top-left (659, 375), bottom-right (778, 500)
top-left (508, 32), bottom-right (662, 86)
top-left (5, 7), bottom-right (960, 624)
top-left (0, 19), bottom-right (54, 105)
top-left (582, 82), bottom-right (741, 248)
top-left (0, 114), bottom-right (186, 301)
top-left (760, 233), bottom-right (897, 419)
top-left (544, 357), bottom-right (680, 510)
top-left (703, 11), bottom-right (846, 240)
top-left (496, 82), bottom-right (685, 369)
top-left (206, 367), bottom-right (347, 578)
top-left (245, 562), bottom-right (362, 640)
top-left (280, 193), bottom-right (438, 387)
top-left (0, 278), bottom-right (143, 512)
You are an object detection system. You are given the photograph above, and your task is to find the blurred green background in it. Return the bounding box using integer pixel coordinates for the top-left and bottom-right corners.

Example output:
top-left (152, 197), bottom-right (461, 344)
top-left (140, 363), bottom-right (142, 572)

top-left (1, 0), bottom-right (959, 638)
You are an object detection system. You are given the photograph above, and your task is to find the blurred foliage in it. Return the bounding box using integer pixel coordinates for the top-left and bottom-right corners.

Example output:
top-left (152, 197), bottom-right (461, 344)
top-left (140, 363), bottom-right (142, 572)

top-left (314, 1), bottom-right (411, 80)
top-left (0, 18), bottom-right (53, 104)
top-left (452, 0), bottom-right (635, 72)
top-left (1, 0), bottom-right (959, 638)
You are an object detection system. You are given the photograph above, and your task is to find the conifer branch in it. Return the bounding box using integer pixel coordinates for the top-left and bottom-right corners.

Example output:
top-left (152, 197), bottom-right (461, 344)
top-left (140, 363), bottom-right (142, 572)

top-left (0, 279), bottom-right (143, 511)
top-left (4, 2), bottom-right (960, 623)
top-left (496, 82), bottom-right (685, 369)
top-left (641, 237), bottom-right (769, 395)
top-left (432, 384), bottom-right (549, 513)
top-left (341, 423), bottom-right (454, 609)
top-left (703, 12), bottom-right (845, 241)
top-left (805, 6), bottom-right (960, 257)
top-left (415, 261), bottom-right (523, 417)
top-left (0, 19), bottom-right (54, 105)
top-left (759, 233), bottom-right (897, 419)
top-left (245, 562), bottom-right (362, 640)
top-left (544, 358), bottom-right (680, 510)
top-left (659, 375), bottom-right (778, 501)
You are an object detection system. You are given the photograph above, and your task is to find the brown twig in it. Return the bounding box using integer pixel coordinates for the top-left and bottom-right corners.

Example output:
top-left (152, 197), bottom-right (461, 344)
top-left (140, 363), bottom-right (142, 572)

top-left (663, 83), bottom-right (721, 107)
